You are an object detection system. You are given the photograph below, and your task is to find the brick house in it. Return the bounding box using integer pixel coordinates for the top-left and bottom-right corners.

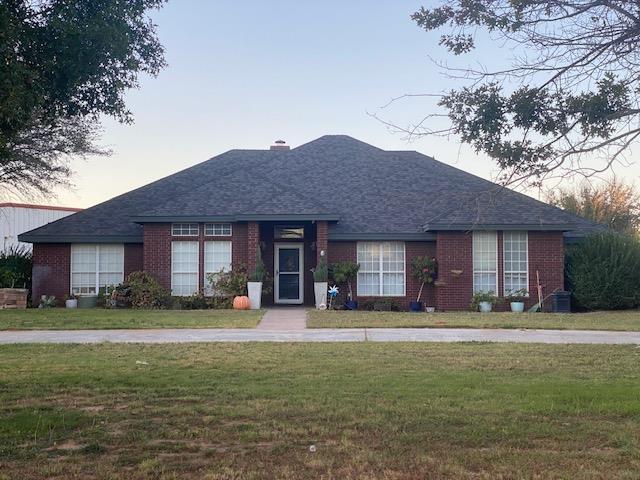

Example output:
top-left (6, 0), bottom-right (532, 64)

top-left (20, 135), bottom-right (603, 310)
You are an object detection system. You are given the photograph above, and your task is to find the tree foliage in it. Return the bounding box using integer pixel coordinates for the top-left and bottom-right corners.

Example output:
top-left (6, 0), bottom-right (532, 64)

top-left (0, 0), bottom-right (166, 196)
top-left (409, 1), bottom-right (640, 184)
top-left (547, 179), bottom-right (640, 234)
top-left (566, 233), bottom-right (640, 310)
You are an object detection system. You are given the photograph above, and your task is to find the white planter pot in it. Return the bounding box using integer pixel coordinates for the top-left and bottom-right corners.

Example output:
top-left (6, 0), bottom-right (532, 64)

top-left (314, 282), bottom-right (328, 309)
top-left (65, 299), bottom-right (78, 309)
top-left (247, 282), bottom-right (262, 310)
top-left (479, 301), bottom-right (493, 313)
top-left (425, 306), bottom-right (436, 313)
top-left (510, 301), bottom-right (525, 313)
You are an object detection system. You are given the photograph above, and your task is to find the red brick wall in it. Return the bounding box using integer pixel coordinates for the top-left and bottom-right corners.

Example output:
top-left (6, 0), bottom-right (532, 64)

top-left (435, 231), bottom-right (565, 311)
top-left (247, 222), bottom-right (259, 274)
top-left (327, 240), bottom-right (436, 310)
top-left (528, 231), bottom-right (564, 311)
top-left (124, 244), bottom-right (144, 277)
top-left (142, 223), bottom-right (249, 293)
top-left (143, 224), bottom-right (172, 289)
top-left (434, 232), bottom-right (474, 311)
top-left (32, 244), bottom-right (70, 303)
top-left (316, 221), bottom-right (328, 263)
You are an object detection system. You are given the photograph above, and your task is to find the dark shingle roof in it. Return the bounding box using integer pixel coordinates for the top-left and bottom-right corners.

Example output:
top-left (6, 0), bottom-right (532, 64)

top-left (19, 135), bottom-right (605, 243)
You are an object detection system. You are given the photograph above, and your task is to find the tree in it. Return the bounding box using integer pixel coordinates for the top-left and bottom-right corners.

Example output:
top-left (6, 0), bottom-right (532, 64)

top-left (403, 1), bottom-right (640, 185)
top-left (0, 0), bottom-right (167, 197)
top-left (547, 179), bottom-right (640, 234)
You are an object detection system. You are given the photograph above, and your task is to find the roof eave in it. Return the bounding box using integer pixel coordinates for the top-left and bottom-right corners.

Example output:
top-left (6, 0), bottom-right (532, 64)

top-left (329, 232), bottom-right (437, 241)
top-left (131, 214), bottom-right (340, 223)
top-left (422, 223), bottom-right (573, 232)
top-left (18, 234), bottom-right (143, 244)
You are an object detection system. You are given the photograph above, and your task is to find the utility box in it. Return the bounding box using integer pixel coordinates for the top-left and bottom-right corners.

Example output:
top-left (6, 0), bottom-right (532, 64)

top-left (551, 291), bottom-right (571, 313)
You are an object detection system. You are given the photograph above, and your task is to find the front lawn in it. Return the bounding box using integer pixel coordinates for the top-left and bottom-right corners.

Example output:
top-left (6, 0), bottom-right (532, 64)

top-left (0, 308), bottom-right (263, 330)
top-left (0, 343), bottom-right (638, 478)
top-left (307, 309), bottom-right (640, 331)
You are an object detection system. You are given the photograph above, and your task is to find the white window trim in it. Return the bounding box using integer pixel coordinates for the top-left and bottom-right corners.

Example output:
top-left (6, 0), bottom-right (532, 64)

top-left (356, 242), bottom-right (406, 297)
top-left (171, 223), bottom-right (199, 236)
top-left (204, 223), bottom-right (232, 237)
top-left (70, 244), bottom-right (124, 295)
top-left (503, 231), bottom-right (529, 297)
top-left (171, 241), bottom-right (200, 296)
top-left (472, 231), bottom-right (498, 295)
top-left (203, 240), bottom-right (233, 296)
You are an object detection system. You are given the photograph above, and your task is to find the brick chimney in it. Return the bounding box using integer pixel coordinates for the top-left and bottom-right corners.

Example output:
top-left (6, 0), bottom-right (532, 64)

top-left (270, 139), bottom-right (290, 151)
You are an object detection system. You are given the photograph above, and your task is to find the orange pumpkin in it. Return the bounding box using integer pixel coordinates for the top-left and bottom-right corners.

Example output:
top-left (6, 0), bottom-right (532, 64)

top-left (233, 295), bottom-right (250, 310)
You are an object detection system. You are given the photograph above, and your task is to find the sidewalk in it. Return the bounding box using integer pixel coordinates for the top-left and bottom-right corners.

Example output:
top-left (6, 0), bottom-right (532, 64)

top-left (1, 327), bottom-right (639, 344)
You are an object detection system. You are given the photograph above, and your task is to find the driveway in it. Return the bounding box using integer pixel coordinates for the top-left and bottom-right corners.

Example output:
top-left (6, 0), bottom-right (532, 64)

top-left (0, 328), bottom-right (639, 344)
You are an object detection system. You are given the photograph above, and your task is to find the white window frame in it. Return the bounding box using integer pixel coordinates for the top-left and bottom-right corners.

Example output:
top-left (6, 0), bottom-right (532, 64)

top-left (503, 231), bottom-right (529, 296)
top-left (203, 240), bottom-right (232, 295)
top-left (171, 223), bottom-right (199, 236)
top-left (70, 244), bottom-right (124, 295)
top-left (171, 241), bottom-right (199, 296)
top-left (472, 231), bottom-right (498, 294)
top-left (204, 223), bottom-right (232, 237)
top-left (356, 242), bottom-right (406, 297)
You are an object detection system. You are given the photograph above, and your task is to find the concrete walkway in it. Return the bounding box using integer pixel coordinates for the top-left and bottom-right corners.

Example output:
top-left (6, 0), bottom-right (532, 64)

top-left (1, 327), bottom-right (639, 344)
top-left (256, 307), bottom-right (307, 330)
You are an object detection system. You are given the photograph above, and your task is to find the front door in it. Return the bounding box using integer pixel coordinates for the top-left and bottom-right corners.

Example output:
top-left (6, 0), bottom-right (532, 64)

top-left (274, 243), bottom-right (304, 304)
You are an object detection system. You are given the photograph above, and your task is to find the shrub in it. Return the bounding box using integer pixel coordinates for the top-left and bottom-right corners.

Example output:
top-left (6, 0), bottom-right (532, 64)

top-left (170, 294), bottom-right (233, 310)
top-left (330, 261), bottom-right (360, 300)
top-left (119, 271), bottom-right (171, 309)
top-left (313, 254), bottom-right (328, 282)
top-left (361, 299), bottom-right (401, 311)
top-left (208, 265), bottom-right (248, 297)
top-left (410, 256), bottom-right (437, 302)
top-left (0, 245), bottom-right (32, 289)
top-left (566, 233), bottom-right (640, 310)
top-left (249, 245), bottom-right (267, 282)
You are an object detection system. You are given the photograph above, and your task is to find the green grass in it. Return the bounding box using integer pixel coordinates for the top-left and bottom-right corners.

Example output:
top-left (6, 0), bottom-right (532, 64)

top-left (0, 308), bottom-right (263, 330)
top-left (0, 343), bottom-right (639, 478)
top-left (307, 309), bottom-right (640, 331)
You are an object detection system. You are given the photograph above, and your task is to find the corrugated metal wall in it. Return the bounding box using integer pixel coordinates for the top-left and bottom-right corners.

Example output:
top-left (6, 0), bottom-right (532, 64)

top-left (0, 206), bottom-right (78, 251)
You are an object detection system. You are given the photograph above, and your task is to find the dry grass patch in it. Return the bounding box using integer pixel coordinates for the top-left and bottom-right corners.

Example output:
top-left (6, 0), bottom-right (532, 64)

top-left (307, 309), bottom-right (640, 331)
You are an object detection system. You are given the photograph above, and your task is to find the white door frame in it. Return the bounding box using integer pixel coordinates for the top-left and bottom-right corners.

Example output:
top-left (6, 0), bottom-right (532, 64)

top-left (274, 243), bottom-right (304, 304)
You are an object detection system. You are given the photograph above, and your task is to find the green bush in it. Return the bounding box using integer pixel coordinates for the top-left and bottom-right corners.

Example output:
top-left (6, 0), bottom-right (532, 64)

top-left (567, 233), bottom-right (640, 310)
top-left (119, 271), bottom-right (171, 309)
top-left (313, 254), bottom-right (328, 282)
top-left (0, 245), bottom-right (32, 289)
top-left (361, 299), bottom-right (401, 311)
top-left (208, 265), bottom-right (248, 297)
top-left (170, 294), bottom-right (232, 310)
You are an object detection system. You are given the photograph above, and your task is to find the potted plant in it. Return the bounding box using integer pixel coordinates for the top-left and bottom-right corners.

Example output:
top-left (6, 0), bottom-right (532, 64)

top-left (247, 245), bottom-right (266, 310)
top-left (470, 291), bottom-right (498, 312)
top-left (409, 256), bottom-right (438, 312)
top-left (65, 293), bottom-right (78, 309)
top-left (331, 261), bottom-right (360, 310)
top-left (506, 288), bottom-right (528, 313)
top-left (312, 251), bottom-right (328, 309)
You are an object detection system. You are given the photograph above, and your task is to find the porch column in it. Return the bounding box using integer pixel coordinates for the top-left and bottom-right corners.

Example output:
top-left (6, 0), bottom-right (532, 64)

top-left (316, 220), bottom-right (328, 264)
top-left (247, 221), bottom-right (259, 274)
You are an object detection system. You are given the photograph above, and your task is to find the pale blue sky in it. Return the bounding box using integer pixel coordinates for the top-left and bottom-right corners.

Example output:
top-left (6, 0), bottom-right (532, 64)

top-left (53, 0), bottom-right (639, 208)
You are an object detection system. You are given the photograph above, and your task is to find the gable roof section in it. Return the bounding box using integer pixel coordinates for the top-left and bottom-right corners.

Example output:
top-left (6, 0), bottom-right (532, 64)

top-left (19, 135), bottom-right (605, 243)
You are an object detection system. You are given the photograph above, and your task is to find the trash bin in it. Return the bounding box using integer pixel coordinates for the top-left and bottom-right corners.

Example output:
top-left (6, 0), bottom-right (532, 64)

top-left (551, 291), bottom-right (571, 313)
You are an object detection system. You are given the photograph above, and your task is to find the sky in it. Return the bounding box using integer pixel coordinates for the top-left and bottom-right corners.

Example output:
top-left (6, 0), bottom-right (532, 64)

top-left (49, 0), bottom-right (640, 208)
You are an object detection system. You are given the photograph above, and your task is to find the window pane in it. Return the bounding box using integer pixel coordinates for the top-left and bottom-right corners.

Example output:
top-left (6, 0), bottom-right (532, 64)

top-left (172, 241), bottom-right (199, 296)
top-left (357, 242), bottom-right (405, 296)
top-left (204, 223), bottom-right (232, 236)
top-left (473, 231), bottom-right (497, 294)
top-left (172, 223), bottom-right (199, 236)
top-left (503, 231), bottom-right (528, 295)
top-left (204, 241), bottom-right (232, 295)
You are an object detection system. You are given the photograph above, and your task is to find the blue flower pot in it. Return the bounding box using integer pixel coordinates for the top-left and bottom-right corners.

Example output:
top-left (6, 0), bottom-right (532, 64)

top-left (409, 301), bottom-right (423, 312)
top-left (345, 300), bottom-right (358, 310)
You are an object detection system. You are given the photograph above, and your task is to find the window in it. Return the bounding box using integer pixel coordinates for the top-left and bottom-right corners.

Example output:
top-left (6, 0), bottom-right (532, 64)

top-left (204, 223), bottom-right (232, 236)
top-left (171, 241), bottom-right (199, 296)
top-left (274, 225), bottom-right (304, 239)
top-left (71, 244), bottom-right (124, 295)
top-left (172, 223), bottom-right (199, 236)
top-left (503, 231), bottom-right (528, 295)
top-left (204, 241), bottom-right (232, 294)
top-left (473, 231), bottom-right (497, 294)
top-left (357, 242), bottom-right (405, 296)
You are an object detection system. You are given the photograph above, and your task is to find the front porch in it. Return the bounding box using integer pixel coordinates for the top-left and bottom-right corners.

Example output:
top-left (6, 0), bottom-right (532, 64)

top-left (247, 220), bottom-right (328, 307)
